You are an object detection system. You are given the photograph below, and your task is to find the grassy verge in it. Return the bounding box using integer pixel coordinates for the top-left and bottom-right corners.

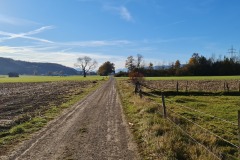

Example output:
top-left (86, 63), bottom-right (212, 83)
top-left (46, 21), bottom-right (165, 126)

top-left (0, 80), bottom-right (104, 154)
top-left (117, 79), bottom-right (237, 159)
top-left (0, 75), bottom-right (108, 83)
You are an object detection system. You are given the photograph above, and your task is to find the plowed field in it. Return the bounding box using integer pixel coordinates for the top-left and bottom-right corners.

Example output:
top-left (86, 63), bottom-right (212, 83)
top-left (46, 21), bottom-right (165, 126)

top-left (0, 81), bottom-right (97, 134)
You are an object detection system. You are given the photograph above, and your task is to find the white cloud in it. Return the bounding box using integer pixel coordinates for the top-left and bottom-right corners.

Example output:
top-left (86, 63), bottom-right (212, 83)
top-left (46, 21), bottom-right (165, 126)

top-left (119, 6), bottom-right (133, 21)
top-left (58, 40), bottom-right (131, 47)
top-left (104, 5), bottom-right (133, 22)
top-left (0, 46), bottom-right (126, 69)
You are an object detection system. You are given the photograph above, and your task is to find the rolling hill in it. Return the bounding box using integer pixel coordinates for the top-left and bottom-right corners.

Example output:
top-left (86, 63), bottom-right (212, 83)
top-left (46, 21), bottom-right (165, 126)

top-left (0, 57), bottom-right (78, 75)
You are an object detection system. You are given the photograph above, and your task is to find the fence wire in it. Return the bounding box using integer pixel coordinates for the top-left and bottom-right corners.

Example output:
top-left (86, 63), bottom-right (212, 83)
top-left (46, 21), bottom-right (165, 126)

top-left (142, 83), bottom-right (238, 126)
top-left (141, 83), bottom-right (239, 159)
top-left (168, 108), bottom-right (239, 148)
top-left (167, 117), bottom-right (222, 160)
top-left (166, 99), bottom-right (238, 126)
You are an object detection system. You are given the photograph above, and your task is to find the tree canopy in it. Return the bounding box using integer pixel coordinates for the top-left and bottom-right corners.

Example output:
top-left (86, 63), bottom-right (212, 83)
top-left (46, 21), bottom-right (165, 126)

top-left (116, 52), bottom-right (240, 77)
top-left (98, 61), bottom-right (115, 76)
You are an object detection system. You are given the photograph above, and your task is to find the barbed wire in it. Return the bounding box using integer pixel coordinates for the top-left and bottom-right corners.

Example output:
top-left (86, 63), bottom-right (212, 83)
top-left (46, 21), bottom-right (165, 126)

top-left (167, 117), bottom-right (222, 160)
top-left (168, 108), bottom-right (239, 148)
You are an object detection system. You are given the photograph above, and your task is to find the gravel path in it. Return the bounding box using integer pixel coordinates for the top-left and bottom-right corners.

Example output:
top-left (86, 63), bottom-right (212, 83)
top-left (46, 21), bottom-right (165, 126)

top-left (2, 77), bottom-right (139, 160)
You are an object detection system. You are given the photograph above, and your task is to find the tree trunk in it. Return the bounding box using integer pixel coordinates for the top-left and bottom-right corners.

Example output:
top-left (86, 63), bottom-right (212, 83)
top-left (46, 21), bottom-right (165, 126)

top-left (83, 70), bottom-right (86, 77)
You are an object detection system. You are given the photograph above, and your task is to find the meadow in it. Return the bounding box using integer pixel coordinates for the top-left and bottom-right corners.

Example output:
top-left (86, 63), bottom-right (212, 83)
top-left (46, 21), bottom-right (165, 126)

top-left (117, 76), bottom-right (240, 160)
top-left (0, 75), bottom-right (106, 83)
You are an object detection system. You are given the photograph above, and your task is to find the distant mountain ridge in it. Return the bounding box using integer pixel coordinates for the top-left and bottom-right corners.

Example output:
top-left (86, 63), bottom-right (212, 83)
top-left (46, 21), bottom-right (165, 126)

top-left (0, 57), bottom-right (77, 75)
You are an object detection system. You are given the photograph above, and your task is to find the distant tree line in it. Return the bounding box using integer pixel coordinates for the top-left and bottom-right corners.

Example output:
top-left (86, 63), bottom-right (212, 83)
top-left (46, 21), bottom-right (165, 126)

top-left (115, 53), bottom-right (240, 77)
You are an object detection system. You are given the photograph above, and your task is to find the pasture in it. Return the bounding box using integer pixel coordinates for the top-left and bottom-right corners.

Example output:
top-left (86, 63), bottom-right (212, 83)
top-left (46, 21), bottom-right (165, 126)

top-left (117, 76), bottom-right (240, 159)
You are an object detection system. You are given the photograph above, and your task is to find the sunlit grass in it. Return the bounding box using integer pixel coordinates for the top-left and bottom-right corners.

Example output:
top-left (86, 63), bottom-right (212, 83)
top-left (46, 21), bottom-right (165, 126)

top-left (116, 79), bottom-right (239, 159)
top-left (0, 75), bottom-right (108, 83)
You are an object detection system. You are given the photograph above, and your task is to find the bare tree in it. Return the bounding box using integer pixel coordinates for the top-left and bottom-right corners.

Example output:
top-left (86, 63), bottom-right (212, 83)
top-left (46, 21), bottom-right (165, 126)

top-left (75, 56), bottom-right (97, 77)
top-left (136, 54), bottom-right (143, 69)
top-left (125, 56), bottom-right (135, 72)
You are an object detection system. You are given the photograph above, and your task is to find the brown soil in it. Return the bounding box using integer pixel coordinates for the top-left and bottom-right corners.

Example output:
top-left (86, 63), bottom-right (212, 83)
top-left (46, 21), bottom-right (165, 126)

top-left (0, 81), bottom-right (96, 130)
top-left (145, 80), bottom-right (240, 92)
top-left (1, 78), bottom-right (139, 160)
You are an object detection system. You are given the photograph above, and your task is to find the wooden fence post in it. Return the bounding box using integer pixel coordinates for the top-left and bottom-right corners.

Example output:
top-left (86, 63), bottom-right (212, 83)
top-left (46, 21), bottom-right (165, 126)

top-left (139, 89), bottom-right (142, 99)
top-left (238, 81), bottom-right (240, 92)
top-left (238, 110), bottom-right (240, 159)
top-left (226, 82), bottom-right (229, 92)
top-left (185, 81), bottom-right (188, 92)
top-left (176, 81), bottom-right (179, 93)
top-left (224, 81), bottom-right (226, 92)
top-left (162, 93), bottom-right (167, 118)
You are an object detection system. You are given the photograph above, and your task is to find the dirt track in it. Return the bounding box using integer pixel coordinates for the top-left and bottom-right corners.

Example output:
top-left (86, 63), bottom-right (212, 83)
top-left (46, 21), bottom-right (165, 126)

top-left (2, 78), bottom-right (139, 160)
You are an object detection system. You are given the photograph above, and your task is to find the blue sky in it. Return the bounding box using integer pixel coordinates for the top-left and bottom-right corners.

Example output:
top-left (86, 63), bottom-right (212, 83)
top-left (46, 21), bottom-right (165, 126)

top-left (0, 0), bottom-right (240, 69)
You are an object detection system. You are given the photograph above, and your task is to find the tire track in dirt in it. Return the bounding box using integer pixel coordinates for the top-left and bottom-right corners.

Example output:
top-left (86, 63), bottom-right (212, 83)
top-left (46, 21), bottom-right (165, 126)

top-left (1, 77), bottom-right (139, 160)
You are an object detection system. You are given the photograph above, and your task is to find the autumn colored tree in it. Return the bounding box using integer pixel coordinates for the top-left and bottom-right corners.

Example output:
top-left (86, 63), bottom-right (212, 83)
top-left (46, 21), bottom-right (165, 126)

top-left (174, 60), bottom-right (181, 69)
top-left (98, 61), bottom-right (115, 76)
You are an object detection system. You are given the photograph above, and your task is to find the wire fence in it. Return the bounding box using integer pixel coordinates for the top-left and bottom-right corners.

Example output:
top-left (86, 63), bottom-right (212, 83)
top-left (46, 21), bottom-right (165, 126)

top-left (143, 80), bottom-right (240, 93)
top-left (167, 117), bottom-right (222, 160)
top-left (167, 102), bottom-right (237, 137)
top-left (141, 83), bottom-right (240, 159)
top-left (166, 98), bottom-right (238, 126)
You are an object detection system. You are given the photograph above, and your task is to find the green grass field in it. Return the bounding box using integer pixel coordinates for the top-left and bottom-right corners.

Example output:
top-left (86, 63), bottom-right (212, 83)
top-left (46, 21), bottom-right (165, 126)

top-left (154, 94), bottom-right (239, 158)
top-left (116, 75), bottom-right (240, 81)
top-left (0, 75), bottom-right (107, 83)
top-left (117, 79), bottom-right (240, 159)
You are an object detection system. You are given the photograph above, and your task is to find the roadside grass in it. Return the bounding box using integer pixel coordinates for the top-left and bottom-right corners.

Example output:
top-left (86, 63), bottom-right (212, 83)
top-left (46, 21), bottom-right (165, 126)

top-left (153, 94), bottom-right (239, 159)
top-left (0, 75), bottom-right (108, 83)
top-left (116, 75), bottom-right (240, 81)
top-left (0, 80), bottom-right (104, 154)
top-left (117, 79), bottom-right (238, 160)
